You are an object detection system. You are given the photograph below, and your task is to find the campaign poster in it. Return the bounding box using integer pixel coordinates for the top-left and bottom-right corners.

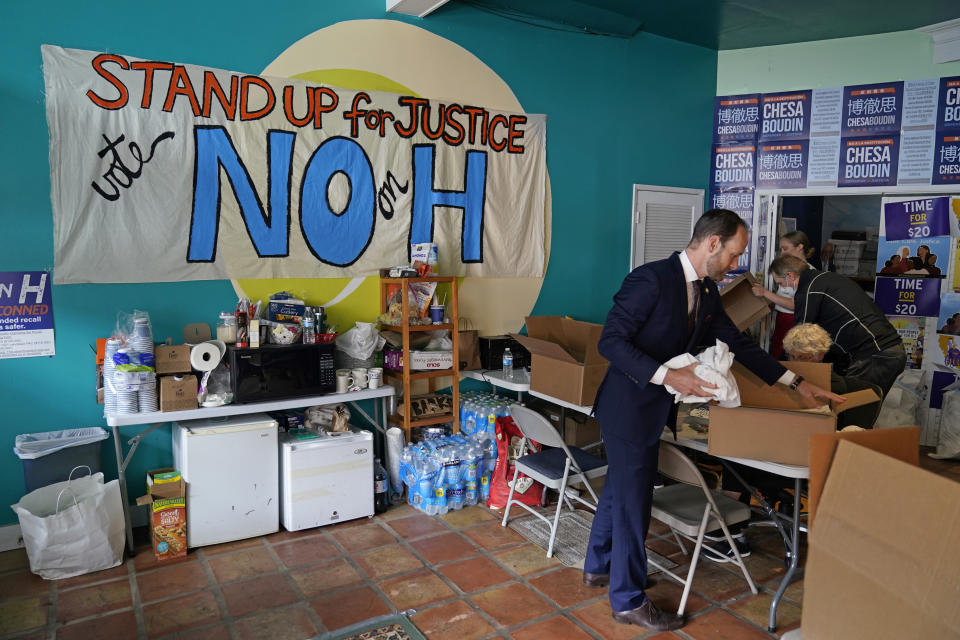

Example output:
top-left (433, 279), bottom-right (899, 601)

top-left (709, 143), bottom-right (756, 191)
top-left (709, 189), bottom-right (754, 272)
top-left (936, 76), bottom-right (960, 133)
top-left (875, 236), bottom-right (950, 276)
top-left (806, 136), bottom-right (841, 186)
top-left (874, 276), bottom-right (941, 317)
top-left (929, 334), bottom-right (960, 371)
top-left (888, 316), bottom-right (925, 369)
top-left (841, 81), bottom-right (903, 136)
top-left (902, 78), bottom-right (939, 129)
top-left (932, 134), bottom-right (960, 185)
top-left (0, 271), bottom-right (55, 359)
top-left (897, 130), bottom-right (936, 185)
top-left (837, 135), bottom-right (899, 187)
top-left (713, 94), bottom-right (760, 142)
top-left (883, 197), bottom-right (951, 241)
top-left (937, 293), bottom-right (960, 335)
top-left (954, 237), bottom-right (960, 293)
top-left (756, 140), bottom-right (808, 188)
top-left (759, 91), bottom-right (811, 140)
top-left (810, 87), bottom-right (844, 135)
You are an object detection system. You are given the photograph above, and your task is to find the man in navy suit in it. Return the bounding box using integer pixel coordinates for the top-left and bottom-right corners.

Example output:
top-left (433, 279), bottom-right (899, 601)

top-left (583, 209), bottom-right (841, 631)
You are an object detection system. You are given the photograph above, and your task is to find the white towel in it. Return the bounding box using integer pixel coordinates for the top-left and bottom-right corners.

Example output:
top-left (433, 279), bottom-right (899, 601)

top-left (663, 340), bottom-right (741, 408)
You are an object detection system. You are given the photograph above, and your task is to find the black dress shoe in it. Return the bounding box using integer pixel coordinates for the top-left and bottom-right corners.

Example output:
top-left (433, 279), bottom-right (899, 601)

top-left (612, 600), bottom-right (683, 631)
top-left (582, 571), bottom-right (609, 588)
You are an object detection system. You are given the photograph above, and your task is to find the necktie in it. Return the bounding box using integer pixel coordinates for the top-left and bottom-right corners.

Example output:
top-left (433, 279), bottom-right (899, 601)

top-left (687, 280), bottom-right (700, 334)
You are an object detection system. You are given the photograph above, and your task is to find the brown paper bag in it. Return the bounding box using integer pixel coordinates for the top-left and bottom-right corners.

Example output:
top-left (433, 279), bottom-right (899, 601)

top-left (459, 329), bottom-right (482, 370)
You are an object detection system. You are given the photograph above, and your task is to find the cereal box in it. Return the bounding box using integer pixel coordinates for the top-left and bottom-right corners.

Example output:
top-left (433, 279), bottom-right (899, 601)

top-left (136, 468), bottom-right (187, 561)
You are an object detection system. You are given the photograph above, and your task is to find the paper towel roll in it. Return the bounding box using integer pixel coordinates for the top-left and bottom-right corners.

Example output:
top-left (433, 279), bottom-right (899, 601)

top-left (386, 427), bottom-right (405, 494)
top-left (190, 341), bottom-right (222, 372)
top-left (206, 339), bottom-right (227, 360)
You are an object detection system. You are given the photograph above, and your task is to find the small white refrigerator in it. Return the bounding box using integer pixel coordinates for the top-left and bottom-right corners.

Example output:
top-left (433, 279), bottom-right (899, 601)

top-left (172, 413), bottom-right (279, 547)
top-left (279, 428), bottom-right (373, 531)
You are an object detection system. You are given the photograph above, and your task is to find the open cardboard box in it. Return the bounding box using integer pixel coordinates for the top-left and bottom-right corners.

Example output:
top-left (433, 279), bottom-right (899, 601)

top-left (802, 438), bottom-right (960, 639)
top-left (511, 316), bottom-right (608, 406)
top-left (719, 272), bottom-right (771, 331)
top-left (708, 361), bottom-right (880, 466)
top-left (136, 469), bottom-right (187, 561)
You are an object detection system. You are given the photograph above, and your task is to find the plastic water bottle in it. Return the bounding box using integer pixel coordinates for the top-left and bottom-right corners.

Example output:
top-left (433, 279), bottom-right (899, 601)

top-left (374, 458), bottom-right (389, 514)
top-left (502, 347), bottom-right (514, 380)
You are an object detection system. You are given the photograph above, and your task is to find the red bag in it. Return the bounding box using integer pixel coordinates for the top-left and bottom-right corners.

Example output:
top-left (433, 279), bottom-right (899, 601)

top-left (486, 416), bottom-right (546, 509)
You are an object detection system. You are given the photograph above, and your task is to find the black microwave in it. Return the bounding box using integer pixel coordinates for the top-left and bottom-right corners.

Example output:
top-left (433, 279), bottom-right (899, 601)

top-left (228, 343), bottom-right (336, 404)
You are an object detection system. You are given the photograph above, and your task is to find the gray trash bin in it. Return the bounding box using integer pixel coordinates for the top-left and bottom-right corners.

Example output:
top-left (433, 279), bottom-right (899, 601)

top-left (14, 428), bottom-right (109, 492)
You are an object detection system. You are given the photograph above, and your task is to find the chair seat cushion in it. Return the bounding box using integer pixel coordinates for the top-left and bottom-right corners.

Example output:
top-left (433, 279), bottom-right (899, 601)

top-left (516, 446), bottom-right (606, 481)
top-left (651, 484), bottom-right (750, 535)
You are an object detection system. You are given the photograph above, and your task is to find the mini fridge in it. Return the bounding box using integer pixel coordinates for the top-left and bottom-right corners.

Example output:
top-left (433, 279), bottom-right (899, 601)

top-left (172, 413), bottom-right (279, 547)
top-left (279, 428), bottom-right (373, 531)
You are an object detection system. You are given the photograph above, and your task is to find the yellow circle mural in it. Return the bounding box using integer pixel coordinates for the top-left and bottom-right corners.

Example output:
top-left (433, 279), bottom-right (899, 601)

top-left (235, 19), bottom-right (550, 335)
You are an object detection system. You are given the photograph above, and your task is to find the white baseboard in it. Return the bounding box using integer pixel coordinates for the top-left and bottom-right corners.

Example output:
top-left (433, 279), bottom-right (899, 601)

top-left (0, 524), bottom-right (24, 552)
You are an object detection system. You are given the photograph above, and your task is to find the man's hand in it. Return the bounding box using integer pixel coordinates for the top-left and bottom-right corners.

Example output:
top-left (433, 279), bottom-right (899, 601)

top-left (664, 363), bottom-right (717, 397)
top-left (795, 380), bottom-right (846, 408)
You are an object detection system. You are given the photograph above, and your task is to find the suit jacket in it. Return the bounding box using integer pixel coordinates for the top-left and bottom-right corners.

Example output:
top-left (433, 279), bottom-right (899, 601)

top-left (594, 252), bottom-right (786, 443)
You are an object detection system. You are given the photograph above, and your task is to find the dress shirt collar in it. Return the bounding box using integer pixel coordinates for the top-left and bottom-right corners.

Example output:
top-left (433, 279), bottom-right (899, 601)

top-left (679, 250), bottom-right (700, 284)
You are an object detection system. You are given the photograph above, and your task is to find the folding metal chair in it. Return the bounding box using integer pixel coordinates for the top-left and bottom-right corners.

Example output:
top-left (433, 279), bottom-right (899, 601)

top-left (500, 404), bottom-right (607, 558)
top-left (650, 443), bottom-right (757, 615)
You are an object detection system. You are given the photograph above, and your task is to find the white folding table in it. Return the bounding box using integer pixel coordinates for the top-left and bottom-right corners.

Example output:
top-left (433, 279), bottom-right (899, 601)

top-left (106, 386), bottom-right (395, 554)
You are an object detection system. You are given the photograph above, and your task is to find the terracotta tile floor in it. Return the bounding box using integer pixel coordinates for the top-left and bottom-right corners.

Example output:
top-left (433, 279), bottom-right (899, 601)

top-left (2, 449), bottom-right (957, 640)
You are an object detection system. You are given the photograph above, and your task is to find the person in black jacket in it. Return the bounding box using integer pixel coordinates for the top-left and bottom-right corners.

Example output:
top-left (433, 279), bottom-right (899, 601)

top-left (768, 255), bottom-right (906, 400)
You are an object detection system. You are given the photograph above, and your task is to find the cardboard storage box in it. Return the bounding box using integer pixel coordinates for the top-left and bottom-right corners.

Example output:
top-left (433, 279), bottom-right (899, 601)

top-left (533, 402), bottom-right (603, 448)
top-left (136, 469), bottom-right (187, 561)
top-left (719, 272), bottom-right (771, 331)
top-left (802, 440), bottom-right (960, 639)
top-left (807, 426), bottom-right (919, 525)
top-left (154, 345), bottom-right (192, 375)
top-left (512, 316), bottom-right (608, 407)
top-left (159, 375), bottom-right (198, 412)
top-left (707, 361), bottom-right (879, 466)
top-left (383, 347), bottom-right (453, 371)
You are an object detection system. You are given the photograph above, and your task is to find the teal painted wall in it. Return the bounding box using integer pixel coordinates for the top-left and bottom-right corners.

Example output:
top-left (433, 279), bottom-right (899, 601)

top-left (0, 0), bottom-right (717, 525)
top-left (718, 30), bottom-right (960, 94)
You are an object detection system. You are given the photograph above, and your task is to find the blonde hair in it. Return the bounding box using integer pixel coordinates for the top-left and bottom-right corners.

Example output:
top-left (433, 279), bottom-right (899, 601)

top-left (783, 323), bottom-right (832, 358)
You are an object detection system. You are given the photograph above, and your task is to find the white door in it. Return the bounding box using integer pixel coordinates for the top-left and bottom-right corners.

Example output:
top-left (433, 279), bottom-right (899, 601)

top-left (630, 185), bottom-right (704, 270)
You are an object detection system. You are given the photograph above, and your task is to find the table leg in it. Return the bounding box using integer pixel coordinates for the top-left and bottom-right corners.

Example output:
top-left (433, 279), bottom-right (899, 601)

top-left (768, 477), bottom-right (802, 632)
top-left (111, 425), bottom-right (136, 555)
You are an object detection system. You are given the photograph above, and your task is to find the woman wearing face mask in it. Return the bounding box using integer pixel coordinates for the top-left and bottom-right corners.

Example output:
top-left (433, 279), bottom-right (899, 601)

top-left (750, 230), bottom-right (816, 359)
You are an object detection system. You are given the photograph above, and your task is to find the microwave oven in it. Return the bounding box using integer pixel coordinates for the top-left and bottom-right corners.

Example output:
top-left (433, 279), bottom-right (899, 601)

top-left (228, 343), bottom-right (336, 404)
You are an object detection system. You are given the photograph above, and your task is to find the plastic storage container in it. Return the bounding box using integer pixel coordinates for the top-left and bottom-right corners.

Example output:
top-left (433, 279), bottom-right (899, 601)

top-left (14, 428), bottom-right (109, 492)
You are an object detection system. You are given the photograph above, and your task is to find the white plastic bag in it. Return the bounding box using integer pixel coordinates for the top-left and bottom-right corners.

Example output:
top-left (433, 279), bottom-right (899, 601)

top-left (425, 330), bottom-right (453, 351)
top-left (14, 427), bottom-right (108, 460)
top-left (335, 322), bottom-right (386, 360)
top-left (929, 385), bottom-right (960, 460)
top-left (663, 340), bottom-right (741, 407)
top-left (11, 471), bottom-right (125, 579)
top-left (876, 370), bottom-right (923, 429)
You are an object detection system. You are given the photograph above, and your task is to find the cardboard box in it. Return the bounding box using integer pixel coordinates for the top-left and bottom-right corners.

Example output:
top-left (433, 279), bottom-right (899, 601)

top-left (268, 298), bottom-right (305, 323)
top-left (511, 316), bottom-right (609, 407)
top-left (383, 348), bottom-right (453, 371)
top-left (136, 468), bottom-right (187, 561)
top-left (159, 375), bottom-right (198, 412)
top-left (531, 401), bottom-right (603, 448)
top-left (719, 272), bottom-right (771, 331)
top-left (707, 361), bottom-right (880, 466)
top-left (564, 413), bottom-right (602, 448)
top-left (154, 345), bottom-right (192, 375)
top-left (807, 426), bottom-right (919, 526)
top-left (801, 441), bottom-right (960, 639)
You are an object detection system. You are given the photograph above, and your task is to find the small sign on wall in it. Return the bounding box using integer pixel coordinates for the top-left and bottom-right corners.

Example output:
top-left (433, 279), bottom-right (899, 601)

top-left (0, 271), bottom-right (55, 359)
